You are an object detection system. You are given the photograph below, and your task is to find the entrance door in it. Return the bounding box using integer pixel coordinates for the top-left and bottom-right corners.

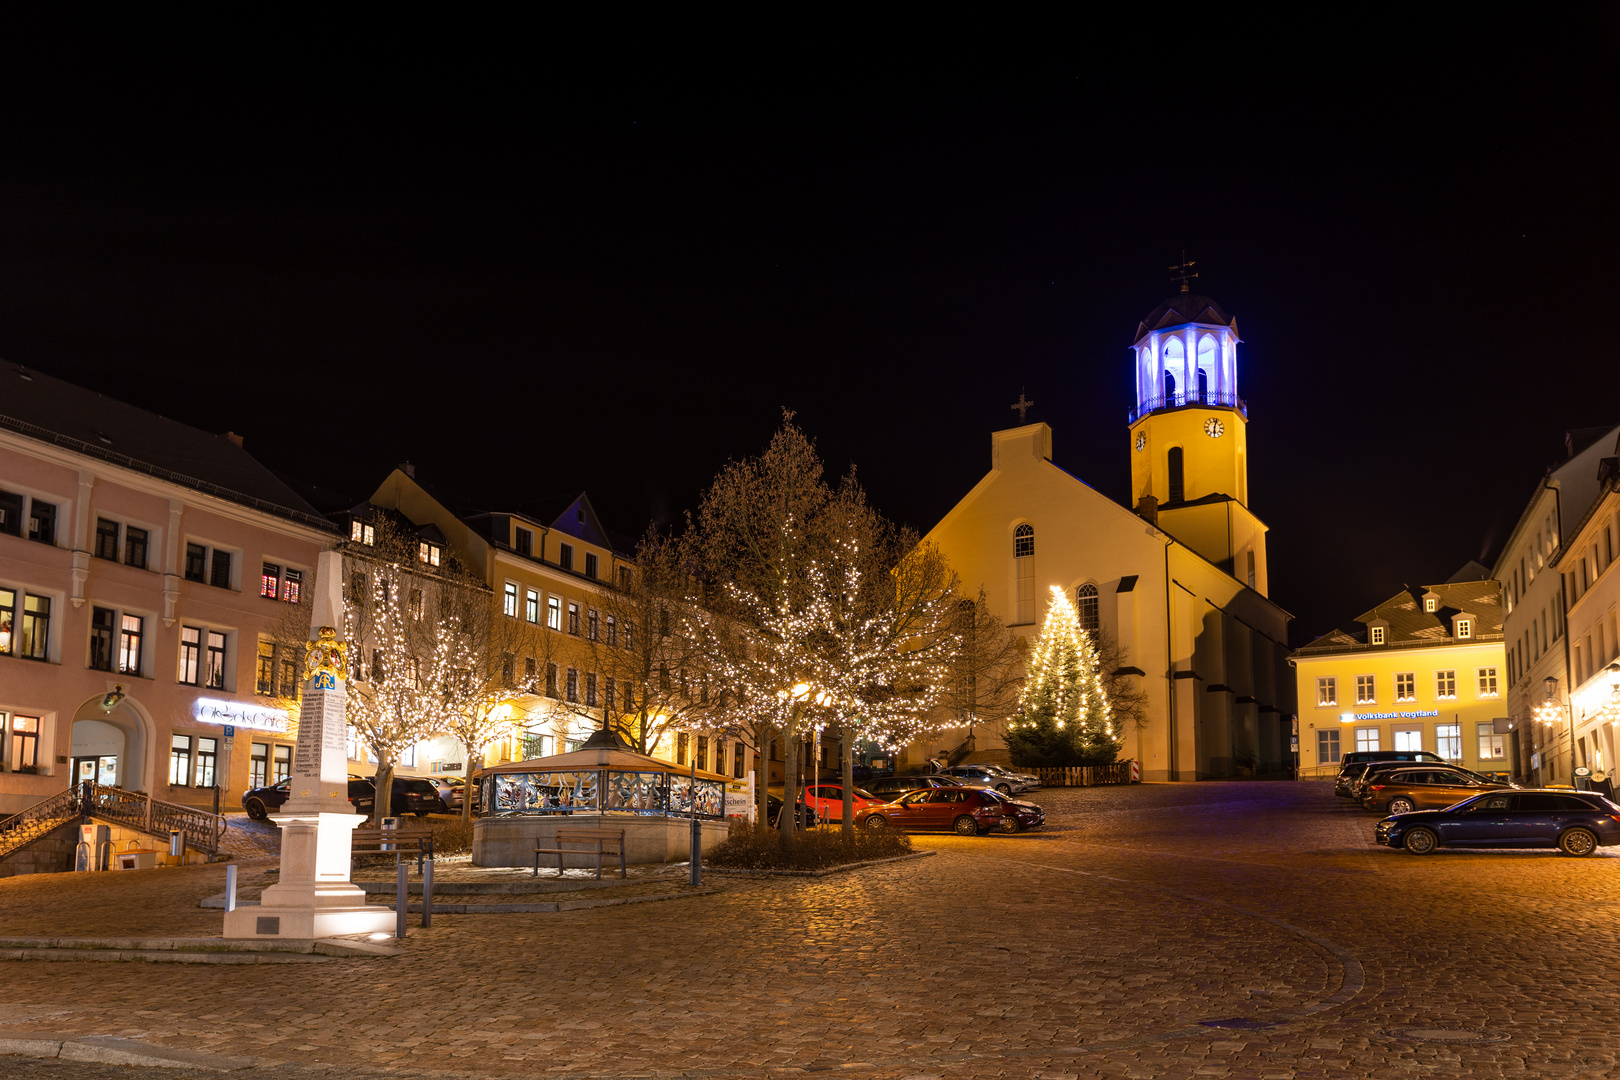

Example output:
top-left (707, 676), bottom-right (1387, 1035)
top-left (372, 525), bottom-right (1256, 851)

top-left (74, 756), bottom-right (117, 786)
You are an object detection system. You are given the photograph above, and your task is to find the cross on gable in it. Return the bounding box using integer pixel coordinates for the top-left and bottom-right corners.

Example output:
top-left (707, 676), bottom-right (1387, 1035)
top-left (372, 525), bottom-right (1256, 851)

top-left (1011, 389), bottom-right (1034, 424)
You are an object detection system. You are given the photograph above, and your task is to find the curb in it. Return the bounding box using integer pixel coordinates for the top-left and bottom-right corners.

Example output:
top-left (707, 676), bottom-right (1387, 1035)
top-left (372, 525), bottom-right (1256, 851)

top-left (384, 886), bottom-right (721, 914)
top-left (0, 1031), bottom-right (258, 1071)
top-left (703, 849), bottom-right (936, 877)
top-left (0, 935), bottom-right (401, 962)
top-left (0, 948), bottom-right (332, 964)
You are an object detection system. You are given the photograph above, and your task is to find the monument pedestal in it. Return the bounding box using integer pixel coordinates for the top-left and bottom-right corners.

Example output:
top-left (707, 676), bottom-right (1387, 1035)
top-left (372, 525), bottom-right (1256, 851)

top-left (223, 809), bottom-right (395, 940)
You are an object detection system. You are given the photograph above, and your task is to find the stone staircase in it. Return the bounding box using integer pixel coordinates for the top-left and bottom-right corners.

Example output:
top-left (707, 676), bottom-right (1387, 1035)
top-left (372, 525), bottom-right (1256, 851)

top-left (0, 787), bottom-right (79, 862)
top-left (0, 783), bottom-right (227, 870)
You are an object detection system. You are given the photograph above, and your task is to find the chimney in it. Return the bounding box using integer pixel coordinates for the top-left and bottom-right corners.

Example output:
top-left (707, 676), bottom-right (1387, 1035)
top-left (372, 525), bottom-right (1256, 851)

top-left (224, 431), bottom-right (244, 448)
top-left (1135, 496), bottom-right (1158, 525)
top-left (399, 461), bottom-right (416, 479)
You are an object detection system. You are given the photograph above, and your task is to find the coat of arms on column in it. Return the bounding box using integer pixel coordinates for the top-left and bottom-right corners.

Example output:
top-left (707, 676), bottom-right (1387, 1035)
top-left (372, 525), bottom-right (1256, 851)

top-left (304, 626), bottom-right (349, 689)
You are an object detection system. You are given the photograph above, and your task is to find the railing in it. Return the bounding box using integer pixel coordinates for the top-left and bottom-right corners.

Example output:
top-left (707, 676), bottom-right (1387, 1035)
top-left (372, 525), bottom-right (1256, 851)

top-left (83, 783), bottom-right (228, 856)
top-left (1297, 763), bottom-right (1341, 781)
top-left (1127, 390), bottom-right (1247, 425)
top-left (0, 787), bottom-right (80, 859)
top-left (1019, 762), bottom-right (1136, 787)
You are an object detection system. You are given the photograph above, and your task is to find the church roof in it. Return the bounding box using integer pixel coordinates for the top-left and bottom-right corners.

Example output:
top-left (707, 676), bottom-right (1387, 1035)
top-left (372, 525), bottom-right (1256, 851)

top-left (1133, 293), bottom-right (1237, 346)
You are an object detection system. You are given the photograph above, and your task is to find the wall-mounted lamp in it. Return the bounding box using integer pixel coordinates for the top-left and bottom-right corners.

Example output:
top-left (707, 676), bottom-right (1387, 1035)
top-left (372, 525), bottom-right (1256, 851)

top-left (101, 685), bottom-right (125, 710)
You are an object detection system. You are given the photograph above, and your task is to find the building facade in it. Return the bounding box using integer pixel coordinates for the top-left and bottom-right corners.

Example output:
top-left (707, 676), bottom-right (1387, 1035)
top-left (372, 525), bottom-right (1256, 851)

top-left (918, 291), bottom-right (1296, 781)
top-left (0, 361), bottom-right (337, 816)
top-left (1547, 455), bottom-right (1620, 783)
top-left (1293, 570), bottom-right (1509, 779)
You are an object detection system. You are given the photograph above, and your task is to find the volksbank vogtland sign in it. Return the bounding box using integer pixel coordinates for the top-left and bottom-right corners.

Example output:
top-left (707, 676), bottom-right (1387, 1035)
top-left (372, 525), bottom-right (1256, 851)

top-left (1339, 710), bottom-right (1440, 723)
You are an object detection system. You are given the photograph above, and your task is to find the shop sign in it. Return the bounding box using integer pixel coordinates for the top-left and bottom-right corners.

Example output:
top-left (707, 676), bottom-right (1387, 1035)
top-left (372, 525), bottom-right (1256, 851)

top-left (192, 697), bottom-right (290, 734)
top-left (1339, 710), bottom-right (1439, 723)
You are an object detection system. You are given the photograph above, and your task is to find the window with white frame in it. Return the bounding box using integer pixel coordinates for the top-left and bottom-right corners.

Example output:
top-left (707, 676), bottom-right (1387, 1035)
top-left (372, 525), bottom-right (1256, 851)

top-left (1395, 672), bottom-right (1415, 701)
top-left (204, 631), bottom-right (227, 690)
top-left (525, 589), bottom-right (540, 623)
top-left (567, 602), bottom-right (581, 635)
top-left (418, 541), bottom-right (441, 567)
top-left (1, 587), bottom-right (51, 661)
top-left (180, 627), bottom-right (202, 684)
top-left (1456, 618), bottom-right (1472, 639)
top-left (9, 714), bottom-right (39, 770)
top-left (1355, 675), bottom-right (1375, 704)
top-left (1424, 596), bottom-right (1437, 613)
top-left (1477, 667), bottom-right (1499, 698)
top-left (546, 595), bottom-right (562, 631)
top-left (250, 742), bottom-right (269, 787)
top-left (1370, 625), bottom-right (1386, 645)
top-left (1355, 727), bottom-right (1380, 753)
top-left (350, 519), bottom-right (375, 545)
top-left (273, 744), bottom-right (291, 781)
top-left (503, 582), bottom-right (518, 617)
top-left (1076, 584), bottom-right (1099, 632)
top-left (1477, 721), bottom-right (1506, 760)
top-left (194, 737), bottom-right (218, 787)
top-left (118, 614), bottom-right (143, 675)
top-left (1316, 677), bottom-right (1337, 706)
top-left (1436, 670), bottom-right (1457, 699)
top-left (587, 608), bottom-right (600, 641)
top-left (169, 735), bottom-right (192, 786)
top-left (1437, 723), bottom-right (1461, 759)
top-left (1393, 727), bottom-right (1423, 752)
top-left (1316, 728), bottom-right (1341, 764)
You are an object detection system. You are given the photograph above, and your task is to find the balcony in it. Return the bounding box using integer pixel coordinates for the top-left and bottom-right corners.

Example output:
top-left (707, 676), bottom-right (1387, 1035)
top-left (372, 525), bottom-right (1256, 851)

top-left (1128, 390), bottom-right (1247, 425)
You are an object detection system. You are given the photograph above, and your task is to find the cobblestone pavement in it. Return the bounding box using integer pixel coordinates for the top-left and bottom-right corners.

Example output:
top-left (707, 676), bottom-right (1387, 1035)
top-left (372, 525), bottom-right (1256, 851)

top-left (2, 781), bottom-right (1618, 1078)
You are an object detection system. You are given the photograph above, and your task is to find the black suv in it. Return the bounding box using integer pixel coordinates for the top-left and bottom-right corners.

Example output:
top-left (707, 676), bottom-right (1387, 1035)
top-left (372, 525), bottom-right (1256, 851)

top-left (1334, 751), bottom-right (1446, 797)
top-left (241, 777), bottom-right (375, 820)
top-left (241, 776), bottom-right (447, 820)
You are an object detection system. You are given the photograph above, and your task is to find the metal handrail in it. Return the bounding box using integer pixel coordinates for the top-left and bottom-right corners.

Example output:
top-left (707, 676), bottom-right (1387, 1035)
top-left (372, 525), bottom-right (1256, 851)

top-left (1127, 390), bottom-right (1247, 425)
top-left (0, 787), bottom-right (80, 857)
top-left (83, 783), bottom-right (227, 855)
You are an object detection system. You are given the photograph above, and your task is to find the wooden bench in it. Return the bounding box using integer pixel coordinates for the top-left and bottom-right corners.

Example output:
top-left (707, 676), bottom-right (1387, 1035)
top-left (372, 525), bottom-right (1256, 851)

top-left (352, 824), bottom-right (435, 874)
top-left (534, 826), bottom-right (626, 879)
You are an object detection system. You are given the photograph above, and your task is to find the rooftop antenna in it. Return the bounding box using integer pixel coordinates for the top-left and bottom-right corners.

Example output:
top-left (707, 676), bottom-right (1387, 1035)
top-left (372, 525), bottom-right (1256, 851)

top-left (1169, 252), bottom-right (1198, 293)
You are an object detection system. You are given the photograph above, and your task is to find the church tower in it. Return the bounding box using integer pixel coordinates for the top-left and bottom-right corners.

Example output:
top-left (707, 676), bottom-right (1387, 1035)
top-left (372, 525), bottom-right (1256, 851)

top-left (1126, 287), bottom-right (1270, 595)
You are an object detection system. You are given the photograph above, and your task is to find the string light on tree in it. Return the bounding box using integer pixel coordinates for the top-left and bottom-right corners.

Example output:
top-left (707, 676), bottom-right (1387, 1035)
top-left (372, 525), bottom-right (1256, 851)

top-left (1006, 586), bottom-right (1120, 767)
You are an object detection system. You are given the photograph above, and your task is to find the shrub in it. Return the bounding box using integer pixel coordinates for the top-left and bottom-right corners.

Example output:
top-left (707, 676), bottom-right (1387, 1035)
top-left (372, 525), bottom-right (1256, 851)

top-left (706, 819), bottom-right (911, 872)
top-left (430, 817), bottom-right (475, 856)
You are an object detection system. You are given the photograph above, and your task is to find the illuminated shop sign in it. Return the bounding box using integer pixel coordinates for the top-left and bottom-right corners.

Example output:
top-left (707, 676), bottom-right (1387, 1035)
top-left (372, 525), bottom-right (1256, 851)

top-left (193, 697), bottom-right (290, 734)
top-left (1339, 710), bottom-right (1440, 723)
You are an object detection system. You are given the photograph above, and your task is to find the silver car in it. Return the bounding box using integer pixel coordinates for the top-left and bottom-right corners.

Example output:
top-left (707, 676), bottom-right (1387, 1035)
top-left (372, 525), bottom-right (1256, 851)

top-left (981, 763), bottom-right (1041, 790)
top-left (941, 765), bottom-right (1036, 794)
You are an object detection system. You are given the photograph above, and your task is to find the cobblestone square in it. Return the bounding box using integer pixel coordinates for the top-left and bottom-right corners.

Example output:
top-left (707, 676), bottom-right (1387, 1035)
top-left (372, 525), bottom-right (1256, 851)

top-left (1, 781), bottom-right (1614, 1079)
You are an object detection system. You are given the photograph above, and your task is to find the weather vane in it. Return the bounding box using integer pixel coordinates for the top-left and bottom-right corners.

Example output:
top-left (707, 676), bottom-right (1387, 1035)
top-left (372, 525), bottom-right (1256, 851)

top-left (1169, 252), bottom-right (1197, 293)
top-left (1011, 388), bottom-right (1034, 424)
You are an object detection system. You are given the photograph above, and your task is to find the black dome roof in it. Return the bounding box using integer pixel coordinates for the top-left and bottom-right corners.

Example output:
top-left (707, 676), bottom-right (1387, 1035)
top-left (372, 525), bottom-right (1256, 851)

top-left (1133, 293), bottom-right (1236, 345)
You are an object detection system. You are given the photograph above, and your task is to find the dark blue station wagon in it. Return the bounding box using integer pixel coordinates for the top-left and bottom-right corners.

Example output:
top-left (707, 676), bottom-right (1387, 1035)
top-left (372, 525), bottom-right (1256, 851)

top-left (1375, 790), bottom-right (1620, 856)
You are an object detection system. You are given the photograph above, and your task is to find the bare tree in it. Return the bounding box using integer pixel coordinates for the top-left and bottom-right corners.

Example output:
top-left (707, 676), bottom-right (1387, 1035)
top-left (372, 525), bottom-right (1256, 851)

top-left (934, 588), bottom-right (1028, 754)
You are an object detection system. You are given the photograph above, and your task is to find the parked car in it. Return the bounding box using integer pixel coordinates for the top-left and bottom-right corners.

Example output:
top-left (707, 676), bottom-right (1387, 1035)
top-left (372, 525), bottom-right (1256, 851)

top-left (1374, 789), bottom-right (1620, 856)
top-left (986, 764), bottom-right (1041, 788)
top-left (436, 775), bottom-right (482, 814)
top-left (241, 777), bottom-right (372, 821)
top-left (802, 783), bottom-right (885, 820)
top-left (977, 788), bottom-right (1045, 832)
top-left (765, 793), bottom-right (818, 829)
top-left (1360, 767), bottom-right (1516, 815)
top-left (862, 787), bottom-right (1005, 835)
top-left (347, 776), bottom-right (448, 818)
top-left (1334, 751), bottom-right (1448, 797)
top-left (939, 764), bottom-right (1034, 794)
top-left (864, 775), bottom-right (968, 802)
top-left (1351, 762), bottom-right (1502, 804)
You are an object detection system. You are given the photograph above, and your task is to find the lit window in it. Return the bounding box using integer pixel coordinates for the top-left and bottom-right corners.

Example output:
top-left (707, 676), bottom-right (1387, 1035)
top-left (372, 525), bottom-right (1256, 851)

top-left (19, 594), bottom-right (49, 660)
top-left (1424, 596), bottom-right (1437, 613)
top-left (273, 745), bottom-right (291, 782)
top-left (1436, 670), bottom-right (1457, 700)
top-left (169, 735), bottom-right (192, 786)
top-left (503, 582), bottom-right (518, 618)
top-left (1370, 625), bottom-right (1386, 645)
top-left (205, 631), bottom-right (227, 690)
top-left (1477, 667), bottom-right (1498, 697)
top-left (1393, 728), bottom-right (1423, 752)
top-left (1316, 677), bottom-right (1337, 706)
top-left (1355, 675), bottom-right (1375, 704)
top-left (351, 520), bottom-right (375, 545)
top-left (1014, 523), bottom-right (1034, 558)
top-left (418, 541), bottom-right (441, 566)
top-left (1077, 584), bottom-right (1099, 632)
top-left (194, 737), bottom-right (218, 787)
top-left (1355, 727), bottom-right (1380, 753)
top-left (525, 589), bottom-right (540, 623)
top-left (179, 627), bottom-right (202, 684)
top-left (261, 563), bottom-right (280, 599)
top-left (1437, 723), bottom-right (1461, 760)
top-left (1395, 672), bottom-right (1415, 701)
top-left (546, 595), bottom-right (562, 632)
top-left (0, 587), bottom-right (12, 655)
top-left (568, 602), bottom-right (581, 635)
top-left (11, 714), bottom-right (39, 770)
top-left (1477, 722), bottom-right (1506, 759)
top-left (282, 568), bottom-right (302, 604)
top-left (1456, 619), bottom-right (1472, 639)
top-left (118, 614), bottom-right (143, 675)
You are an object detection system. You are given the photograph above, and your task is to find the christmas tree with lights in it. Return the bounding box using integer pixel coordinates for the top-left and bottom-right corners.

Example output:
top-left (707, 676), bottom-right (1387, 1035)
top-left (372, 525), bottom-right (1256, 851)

top-left (1005, 586), bottom-right (1120, 767)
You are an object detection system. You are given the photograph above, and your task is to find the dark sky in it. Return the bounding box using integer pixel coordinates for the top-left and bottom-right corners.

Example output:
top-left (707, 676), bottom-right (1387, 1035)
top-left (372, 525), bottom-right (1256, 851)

top-left (3, 14), bottom-right (1619, 643)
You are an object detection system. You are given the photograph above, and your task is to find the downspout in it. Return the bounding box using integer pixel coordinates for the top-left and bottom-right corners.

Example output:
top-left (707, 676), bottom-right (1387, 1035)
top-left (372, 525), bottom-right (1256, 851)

top-left (1164, 535), bottom-right (1176, 779)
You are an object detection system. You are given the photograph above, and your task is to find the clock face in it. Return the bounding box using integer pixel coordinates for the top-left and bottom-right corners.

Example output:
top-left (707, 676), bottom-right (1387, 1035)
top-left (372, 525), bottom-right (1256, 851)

top-left (1134, 432), bottom-right (1146, 452)
top-left (1204, 418), bottom-right (1225, 438)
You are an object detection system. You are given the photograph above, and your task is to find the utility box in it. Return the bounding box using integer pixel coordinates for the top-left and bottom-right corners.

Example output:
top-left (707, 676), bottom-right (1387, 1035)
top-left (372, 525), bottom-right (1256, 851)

top-left (116, 850), bottom-right (158, 871)
top-left (76, 823), bottom-right (110, 871)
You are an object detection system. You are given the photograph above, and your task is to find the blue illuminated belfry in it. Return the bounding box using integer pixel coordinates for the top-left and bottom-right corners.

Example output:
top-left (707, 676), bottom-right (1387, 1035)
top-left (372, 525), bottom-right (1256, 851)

top-left (1128, 293), bottom-right (1243, 425)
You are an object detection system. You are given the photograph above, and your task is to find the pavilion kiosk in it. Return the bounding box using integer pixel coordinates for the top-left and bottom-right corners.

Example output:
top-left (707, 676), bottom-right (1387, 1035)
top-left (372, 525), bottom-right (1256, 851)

top-left (472, 729), bottom-right (733, 868)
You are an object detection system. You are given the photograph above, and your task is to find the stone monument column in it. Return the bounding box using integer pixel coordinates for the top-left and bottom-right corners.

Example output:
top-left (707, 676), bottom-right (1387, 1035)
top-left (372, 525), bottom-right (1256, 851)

top-left (224, 549), bottom-right (395, 940)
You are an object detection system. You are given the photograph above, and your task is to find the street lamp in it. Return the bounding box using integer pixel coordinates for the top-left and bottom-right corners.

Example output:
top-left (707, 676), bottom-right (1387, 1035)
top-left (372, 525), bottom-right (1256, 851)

top-left (1534, 676), bottom-right (1578, 783)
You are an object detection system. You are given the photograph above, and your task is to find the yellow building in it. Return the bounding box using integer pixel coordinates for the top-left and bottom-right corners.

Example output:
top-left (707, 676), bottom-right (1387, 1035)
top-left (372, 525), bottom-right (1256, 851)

top-left (1293, 568), bottom-right (1510, 778)
top-left (919, 289), bottom-right (1295, 781)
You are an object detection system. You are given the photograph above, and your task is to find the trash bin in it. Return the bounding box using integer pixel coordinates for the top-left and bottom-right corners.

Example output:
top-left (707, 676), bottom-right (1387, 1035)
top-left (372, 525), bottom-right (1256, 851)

top-left (169, 829), bottom-right (183, 858)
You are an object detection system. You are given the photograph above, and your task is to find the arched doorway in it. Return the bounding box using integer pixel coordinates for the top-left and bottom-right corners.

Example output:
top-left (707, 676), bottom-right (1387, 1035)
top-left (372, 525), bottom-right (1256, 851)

top-left (70, 697), bottom-right (152, 791)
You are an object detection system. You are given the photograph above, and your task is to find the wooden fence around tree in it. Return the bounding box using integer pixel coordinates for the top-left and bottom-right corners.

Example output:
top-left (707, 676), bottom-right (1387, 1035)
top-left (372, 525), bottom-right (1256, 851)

top-left (1019, 761), bottom-right (1136, 787)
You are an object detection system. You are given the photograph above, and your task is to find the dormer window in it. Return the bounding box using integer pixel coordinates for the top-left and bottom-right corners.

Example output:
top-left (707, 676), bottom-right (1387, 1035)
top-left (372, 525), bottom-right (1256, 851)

top-left (1424, 596), bottom-right (1437, 613)
top-left (351, 520), bottom-right (375, 546)
top-left (1370, 625), bottom-right (1386, 645)
top-left (418, 541), bottom-right (441, 567)
top-left (560, 543), bottom-right (574, 571)
top-left (515, 527), bottom-right (532, 557)
top-left (1456, 618), bottom-right (1472, 640)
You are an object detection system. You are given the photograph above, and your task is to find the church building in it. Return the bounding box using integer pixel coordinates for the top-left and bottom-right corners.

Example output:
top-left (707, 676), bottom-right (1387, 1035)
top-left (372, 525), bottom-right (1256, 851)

top-left (915, 290), bottom-right (1296, 781)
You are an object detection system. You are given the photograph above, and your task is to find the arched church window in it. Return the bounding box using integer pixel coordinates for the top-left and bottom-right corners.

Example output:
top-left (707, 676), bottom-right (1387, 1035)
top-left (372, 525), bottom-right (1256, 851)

top-left (1077, 583), bottom-right (1099, 632)
top-left (1014, 523), bottom-right (1034, 558)
top-left (1167, 447), bottom-right (1185, 503)
top-left (1013, 524), bottom-right (1034, 624)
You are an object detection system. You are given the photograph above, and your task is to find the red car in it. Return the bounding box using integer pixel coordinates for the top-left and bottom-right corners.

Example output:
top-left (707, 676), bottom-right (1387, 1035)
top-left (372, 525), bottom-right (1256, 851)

top-left (861, 787), bottom-right (1005, 835)
top-left (802, 783), bottom-right (885, 821)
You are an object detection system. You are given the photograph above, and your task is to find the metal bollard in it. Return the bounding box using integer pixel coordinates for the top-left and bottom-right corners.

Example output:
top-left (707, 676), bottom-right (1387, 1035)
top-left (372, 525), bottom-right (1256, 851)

top-left (225, 864), bottom-right (237, 913)
top-left (422, 859), bottom-right (433, 928)
top-left (395, 861), bottom-right (407, 940)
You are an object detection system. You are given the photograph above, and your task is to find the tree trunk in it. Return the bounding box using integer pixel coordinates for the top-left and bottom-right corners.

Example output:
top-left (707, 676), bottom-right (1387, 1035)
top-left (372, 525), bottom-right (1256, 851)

top-left (840, 723), bottom-right (855, 843)
top-left (782, 718), bottom-right (798, 846)
top-left (374, 756), bottom-right (394, 822)
top-left (755, 724), bottom-right (771, 827)
top-left (460, 750), bottom-right (477, 825)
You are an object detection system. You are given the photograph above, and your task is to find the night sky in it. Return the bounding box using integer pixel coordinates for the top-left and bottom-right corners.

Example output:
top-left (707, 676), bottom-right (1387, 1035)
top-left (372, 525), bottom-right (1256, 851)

top-left (3, 15), bottom-right (1619, 644)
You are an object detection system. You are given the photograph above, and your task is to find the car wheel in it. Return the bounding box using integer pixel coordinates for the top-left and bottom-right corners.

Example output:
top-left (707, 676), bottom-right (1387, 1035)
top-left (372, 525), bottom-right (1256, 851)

top-left (244, 798), bottom-right (267, 822)
top-left (996, 816), bottom-right (1020, 834)
top-left (863, 813), bottom-right (888, 829)
top-left (953, 815), bottom-right (980, 836)
top-left (996, 783), bottom-right (1012, 794)
top-left (1560, 827), bottom-right (1598, 857)
top-left (1387, 796), bottom-right (1416, 815)
top-left (1403, 827), bottom-right (1438, 855)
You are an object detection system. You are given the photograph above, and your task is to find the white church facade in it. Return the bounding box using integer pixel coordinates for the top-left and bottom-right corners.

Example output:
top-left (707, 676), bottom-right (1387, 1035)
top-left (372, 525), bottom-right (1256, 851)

top-left (913, 291), bottom-right (1296, 782)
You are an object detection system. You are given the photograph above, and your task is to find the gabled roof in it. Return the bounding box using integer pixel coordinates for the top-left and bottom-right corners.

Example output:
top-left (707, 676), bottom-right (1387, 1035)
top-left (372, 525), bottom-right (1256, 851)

top-left (1133, 293), bottom-right (1237, 346)
top-left (1297, 570), bottom-right (1502, 654)
top-left (0, 359), bottom-right (331, 529)
top-left (494, 492), bottom-right (633, 556)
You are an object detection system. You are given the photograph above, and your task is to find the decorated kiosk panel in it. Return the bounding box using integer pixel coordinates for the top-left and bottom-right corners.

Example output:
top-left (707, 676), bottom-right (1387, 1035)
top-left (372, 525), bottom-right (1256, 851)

top-left (472, 730), bottom-right (733, 867)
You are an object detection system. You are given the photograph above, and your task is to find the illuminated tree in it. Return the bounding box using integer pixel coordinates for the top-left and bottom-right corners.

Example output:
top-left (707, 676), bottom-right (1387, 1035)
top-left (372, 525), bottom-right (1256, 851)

top-left (1005, 586), bottom-right (1119, 767)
